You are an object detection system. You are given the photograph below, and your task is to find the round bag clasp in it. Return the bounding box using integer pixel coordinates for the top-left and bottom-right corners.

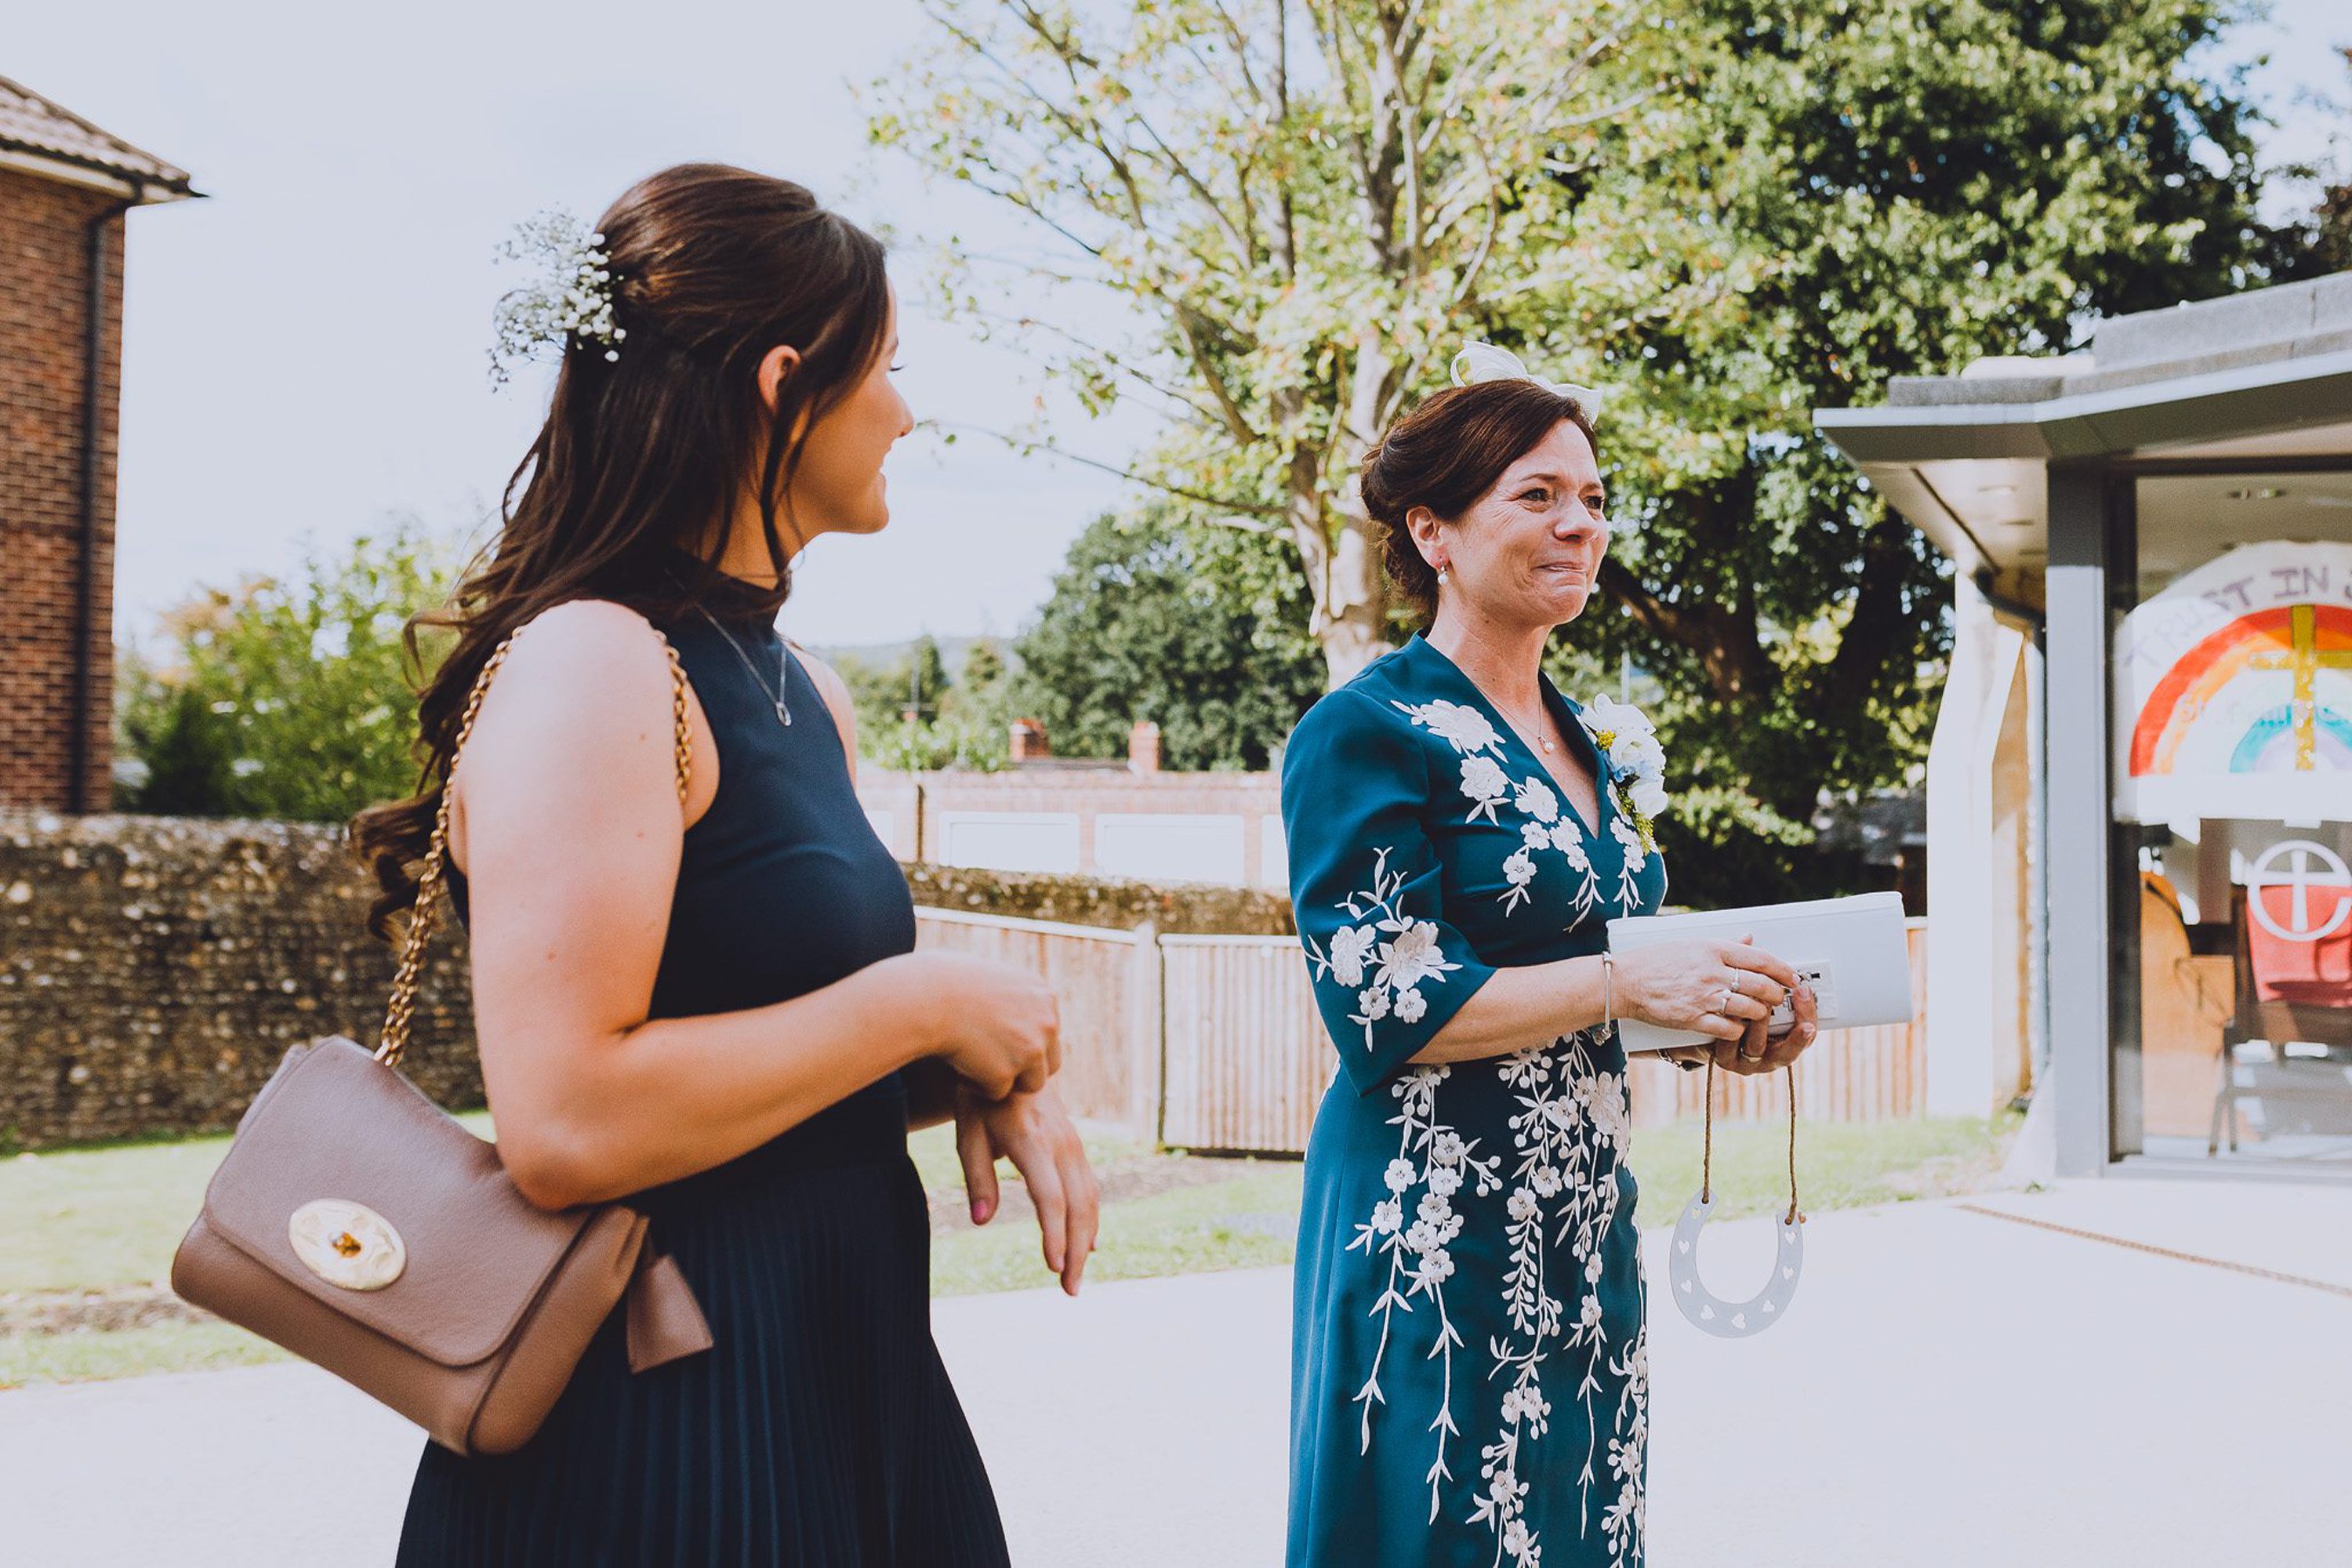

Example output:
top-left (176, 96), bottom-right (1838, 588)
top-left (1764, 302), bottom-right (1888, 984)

top-left (289, 1199), bottom-right (406, 1291)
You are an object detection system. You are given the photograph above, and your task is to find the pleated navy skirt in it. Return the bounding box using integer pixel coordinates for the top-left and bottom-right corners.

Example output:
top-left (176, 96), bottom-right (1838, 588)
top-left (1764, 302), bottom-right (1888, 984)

top-left (396, 1087), bottom-right (1010, 1567)
top-left (398, 594), bottom-right (1009, 1566)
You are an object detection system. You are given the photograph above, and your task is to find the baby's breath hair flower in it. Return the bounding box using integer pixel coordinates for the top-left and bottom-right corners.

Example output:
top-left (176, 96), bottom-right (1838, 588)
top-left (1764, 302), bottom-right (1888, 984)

top-left (488, 209), bottom-right (627, 388)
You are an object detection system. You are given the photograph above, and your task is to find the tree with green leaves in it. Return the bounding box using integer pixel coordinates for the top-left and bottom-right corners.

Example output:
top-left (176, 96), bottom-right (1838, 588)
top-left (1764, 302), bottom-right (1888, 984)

top-left (1009, 506), bottom-right (1326, 770)
top-left (903, 633), bottom-right (953, 723)
top-left (961, 637), bottom-right (1007, 691)
top-left (869, 0), bottom-right (1707, 688)
top-left (115, 521), bottom-right (459, 822)
top-left (2266, 43), bottom-right (2352, 279)
top-left (833, 637), bottom-right (1019, 771)
top-left (1570, 0), bottom-right (2273, 890)
top-left (877, 0), bottom-right (2275, 898)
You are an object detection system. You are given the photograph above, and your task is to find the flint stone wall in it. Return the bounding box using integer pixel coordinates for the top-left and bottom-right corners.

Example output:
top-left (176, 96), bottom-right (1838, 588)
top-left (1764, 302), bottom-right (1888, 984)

top-left (0, 811), bottom-right (1293, 1149)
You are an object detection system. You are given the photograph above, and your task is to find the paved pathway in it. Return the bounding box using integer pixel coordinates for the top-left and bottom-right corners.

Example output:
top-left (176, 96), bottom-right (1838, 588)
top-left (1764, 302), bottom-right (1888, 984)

top-left (2, 1178), bottom-right (2346, 1566)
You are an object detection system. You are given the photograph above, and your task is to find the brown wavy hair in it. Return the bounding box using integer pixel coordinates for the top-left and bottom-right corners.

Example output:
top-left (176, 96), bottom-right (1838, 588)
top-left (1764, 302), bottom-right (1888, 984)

top-left (1359, 379), bottom-right (1598, 618)
top-left (350, 162), bottom-right (891, 940)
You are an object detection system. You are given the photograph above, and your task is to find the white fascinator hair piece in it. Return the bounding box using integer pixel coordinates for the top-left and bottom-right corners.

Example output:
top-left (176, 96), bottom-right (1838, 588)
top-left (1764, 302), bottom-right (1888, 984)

top-left (488, 209), bottom-right (626, 389)
top-left (1447, 339), bottom-right (1603, 421)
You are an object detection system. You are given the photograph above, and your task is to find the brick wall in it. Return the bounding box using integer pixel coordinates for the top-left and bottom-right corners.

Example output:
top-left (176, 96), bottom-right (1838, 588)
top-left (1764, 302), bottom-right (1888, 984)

top-left (0, 810), bottom-right (1293, 1149)
top-left (0, 165), bottom-right (124, 812)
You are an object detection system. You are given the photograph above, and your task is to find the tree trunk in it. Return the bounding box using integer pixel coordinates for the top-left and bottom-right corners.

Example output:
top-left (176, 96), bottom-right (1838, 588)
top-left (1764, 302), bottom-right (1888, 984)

top-left (1319, 513), bottom-right (1392, 687)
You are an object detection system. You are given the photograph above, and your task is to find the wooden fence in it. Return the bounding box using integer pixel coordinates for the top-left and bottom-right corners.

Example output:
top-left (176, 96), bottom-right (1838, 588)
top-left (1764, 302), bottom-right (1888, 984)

top-left (1157, 935), bottom-right (1334, 1153)
top-left (914, 910), bottom-right (1931, 1155)
top-left (911, 907), bottom-right (1160, 1131)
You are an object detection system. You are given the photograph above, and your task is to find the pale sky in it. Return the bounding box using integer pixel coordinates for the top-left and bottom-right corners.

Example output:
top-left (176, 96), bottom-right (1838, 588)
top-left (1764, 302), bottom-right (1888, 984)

top-left (7, 0), bottom-right (2347, 652)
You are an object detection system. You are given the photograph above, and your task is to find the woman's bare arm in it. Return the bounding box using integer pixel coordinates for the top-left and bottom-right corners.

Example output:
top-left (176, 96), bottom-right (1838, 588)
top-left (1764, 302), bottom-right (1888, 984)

top-left (1405, 956), bottom-right (1613, 1065)
top-left (446, 601), bottom-right (1050, 1209)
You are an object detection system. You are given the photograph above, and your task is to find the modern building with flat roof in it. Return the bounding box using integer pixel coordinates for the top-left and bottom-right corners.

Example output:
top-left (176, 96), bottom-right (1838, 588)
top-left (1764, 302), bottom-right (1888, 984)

top-left (1819, 272), bottom-right (2352, 1177)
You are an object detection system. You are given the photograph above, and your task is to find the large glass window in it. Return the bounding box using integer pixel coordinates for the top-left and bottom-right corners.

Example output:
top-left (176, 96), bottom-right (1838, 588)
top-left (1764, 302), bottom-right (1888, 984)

top-left (2112, 470), bottom-right (2352, 1164)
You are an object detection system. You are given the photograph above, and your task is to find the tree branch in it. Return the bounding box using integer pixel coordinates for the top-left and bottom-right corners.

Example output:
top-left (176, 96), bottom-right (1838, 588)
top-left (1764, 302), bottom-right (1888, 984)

top-left (921, 419), bottom-right (1283, 518)
top-left (956, 303), bottom-right (1233, 429)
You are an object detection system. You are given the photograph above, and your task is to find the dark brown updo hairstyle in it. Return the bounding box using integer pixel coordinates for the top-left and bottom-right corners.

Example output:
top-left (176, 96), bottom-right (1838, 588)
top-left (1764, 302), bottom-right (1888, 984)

top-left (1359, 377), bottom-right (1598, 617)
top-left (351, 162), bottom-right (892, 939)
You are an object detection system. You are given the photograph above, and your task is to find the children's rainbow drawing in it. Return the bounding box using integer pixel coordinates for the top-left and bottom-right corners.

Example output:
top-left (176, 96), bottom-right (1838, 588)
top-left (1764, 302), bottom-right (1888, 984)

top-left (2129, 603), bottom-right (2352, 779)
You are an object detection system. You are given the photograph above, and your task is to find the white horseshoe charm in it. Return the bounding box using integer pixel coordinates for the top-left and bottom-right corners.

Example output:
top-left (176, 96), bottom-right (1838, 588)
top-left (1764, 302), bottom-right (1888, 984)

top-left (1667, 1192), bottom-right (1802, 1338)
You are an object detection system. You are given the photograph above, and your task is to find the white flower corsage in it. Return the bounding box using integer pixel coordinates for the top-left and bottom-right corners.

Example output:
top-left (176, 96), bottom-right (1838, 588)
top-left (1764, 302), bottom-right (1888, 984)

top-left (1580, 694), bottom-right (1667, 850)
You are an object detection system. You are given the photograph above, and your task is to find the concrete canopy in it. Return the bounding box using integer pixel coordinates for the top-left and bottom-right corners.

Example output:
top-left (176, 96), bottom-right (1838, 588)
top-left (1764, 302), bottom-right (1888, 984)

top-left (1814, 272), bottom-right (2352, 593)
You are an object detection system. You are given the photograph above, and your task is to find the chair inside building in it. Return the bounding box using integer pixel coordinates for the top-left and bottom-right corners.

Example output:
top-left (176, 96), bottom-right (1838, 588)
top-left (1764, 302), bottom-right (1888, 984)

top-left (2210, 884), bottom-right (2352, 1154)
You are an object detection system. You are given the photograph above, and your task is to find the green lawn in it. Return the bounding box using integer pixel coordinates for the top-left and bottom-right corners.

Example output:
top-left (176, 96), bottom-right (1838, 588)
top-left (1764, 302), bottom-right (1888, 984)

top-left (931, 1162), bottom-right (1306, 1295)
top-left (0, 1110), bottom-right (2011, 1388)
top-left (0, 1112), bottom-right (495, 1298)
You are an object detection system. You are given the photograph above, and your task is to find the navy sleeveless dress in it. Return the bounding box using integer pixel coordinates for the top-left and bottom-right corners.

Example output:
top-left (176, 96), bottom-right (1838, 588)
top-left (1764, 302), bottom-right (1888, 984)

top-left (395, 592), bottom-right (1010, 1566)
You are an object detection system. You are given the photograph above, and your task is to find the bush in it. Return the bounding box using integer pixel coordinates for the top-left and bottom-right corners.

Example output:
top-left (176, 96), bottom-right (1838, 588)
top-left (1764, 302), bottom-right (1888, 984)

top-left (115, 521), bottom-right (459, 822)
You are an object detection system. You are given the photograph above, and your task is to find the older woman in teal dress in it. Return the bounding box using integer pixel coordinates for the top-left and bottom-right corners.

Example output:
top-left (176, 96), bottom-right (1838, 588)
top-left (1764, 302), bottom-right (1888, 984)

top-left (1282, 358), bottom-right (1817, 1568)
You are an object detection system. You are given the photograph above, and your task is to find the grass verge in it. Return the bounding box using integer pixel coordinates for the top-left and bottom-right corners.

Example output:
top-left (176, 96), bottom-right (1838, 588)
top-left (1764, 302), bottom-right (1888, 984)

top-left (0, 1112), bottom-right (2009, 1387)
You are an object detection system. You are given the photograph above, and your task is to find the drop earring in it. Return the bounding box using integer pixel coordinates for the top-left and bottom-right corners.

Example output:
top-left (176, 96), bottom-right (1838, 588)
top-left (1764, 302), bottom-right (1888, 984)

top-left (1436, 564), bottom-right (1451, 585)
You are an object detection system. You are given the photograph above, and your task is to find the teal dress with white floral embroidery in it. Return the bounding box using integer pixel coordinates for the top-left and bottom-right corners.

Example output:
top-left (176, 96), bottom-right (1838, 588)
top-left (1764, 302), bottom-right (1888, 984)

top-left (1283, 631), bottom-right (1666, 1568)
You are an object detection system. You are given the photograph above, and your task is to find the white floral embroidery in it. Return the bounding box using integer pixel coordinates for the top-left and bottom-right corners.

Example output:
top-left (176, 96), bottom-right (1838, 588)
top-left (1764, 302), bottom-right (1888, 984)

top-left (1609, 818), bottom-right (1648, 912)
top-left (1600, 1326), bottom-right (1650, 1563)
top-left (1461, 755), bottom-right (1513, 822)
top-left (1329, 924), bottom-right (1377, 987)
top-left (1500, 848), bottom-right (1540, 913)
top-left (1491, 792), bottom-right (1602, 924)
top-left (1548, 821), bottom-right (1601, 922)
top-left (1346, 1065), bottom-right (1504, 1522)
top-left (1398, 684), bottom-right (1667, 927)
top-left (1385, 920), bottom-right (1454, 990)
top-left (1394, 698), bottom-right (1506, 757)
top-left (1467, 1032), bottom-right (1642, 1568)
top-left (1302, 847), bottom-right (1464, 1054)
top-left (1514, 777), bottom-right (1559, 822)
top-left (1461, 734), bottom-right (1606, 923)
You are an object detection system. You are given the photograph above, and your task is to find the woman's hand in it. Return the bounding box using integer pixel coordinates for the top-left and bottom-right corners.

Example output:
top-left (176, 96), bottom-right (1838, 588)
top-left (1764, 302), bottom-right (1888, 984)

top-left (888, 951), bottom-right (1062, 1099)
top-left (1715, 933), bottom-right (1816, 1076)
top-left (1685, 977), bottom-right (1819, 1077)
top-left (954, 1081), bottom-right (1100, 1296)
top-left (1613, 937), bottom-right (1799, 1043)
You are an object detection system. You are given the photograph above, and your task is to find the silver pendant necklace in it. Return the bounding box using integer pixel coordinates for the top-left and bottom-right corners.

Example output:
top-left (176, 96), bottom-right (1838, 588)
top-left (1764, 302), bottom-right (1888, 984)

top-left (1497, 695), bottom-right (1561, 754)
top-left (695, 605), bottom-right (793, 728)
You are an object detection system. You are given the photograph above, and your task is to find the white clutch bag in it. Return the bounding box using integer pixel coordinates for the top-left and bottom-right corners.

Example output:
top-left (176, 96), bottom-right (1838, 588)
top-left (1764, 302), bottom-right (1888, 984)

top-left (1604, 891), bottom-right (1913, 1053)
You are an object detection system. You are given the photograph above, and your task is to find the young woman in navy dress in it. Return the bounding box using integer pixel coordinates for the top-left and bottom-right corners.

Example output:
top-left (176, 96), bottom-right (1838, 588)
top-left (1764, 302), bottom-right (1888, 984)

top-left (1281, 368), bottom-right (1818, 1567)
top-left (357, 163), bottom-right (1100, 1566)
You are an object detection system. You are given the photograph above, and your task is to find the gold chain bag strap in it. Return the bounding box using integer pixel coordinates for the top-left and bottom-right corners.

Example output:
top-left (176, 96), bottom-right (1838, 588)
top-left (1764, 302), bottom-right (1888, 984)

top-left (170, 619), bottom-right (713, 1457)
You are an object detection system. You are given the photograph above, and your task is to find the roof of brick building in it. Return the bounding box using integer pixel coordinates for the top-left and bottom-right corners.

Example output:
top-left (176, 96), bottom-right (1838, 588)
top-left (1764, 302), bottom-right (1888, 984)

top-left (0, 74), bottom-right (194, 199)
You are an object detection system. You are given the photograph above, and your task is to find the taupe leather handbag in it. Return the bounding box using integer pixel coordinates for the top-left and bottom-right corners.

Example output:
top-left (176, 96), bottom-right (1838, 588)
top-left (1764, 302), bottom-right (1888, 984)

top-left (171, 622), bottom-right (713, 1457)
